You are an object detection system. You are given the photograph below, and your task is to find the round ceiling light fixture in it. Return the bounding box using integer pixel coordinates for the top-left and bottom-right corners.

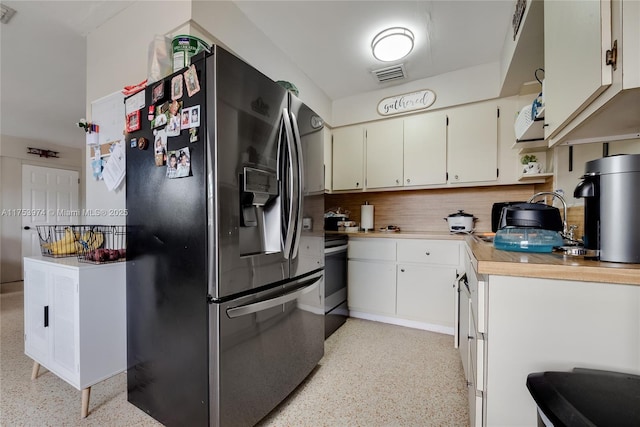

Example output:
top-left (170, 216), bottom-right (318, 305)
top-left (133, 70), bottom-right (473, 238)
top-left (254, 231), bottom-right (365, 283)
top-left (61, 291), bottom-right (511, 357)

top-left (371, 27), bottom-right (415, 62)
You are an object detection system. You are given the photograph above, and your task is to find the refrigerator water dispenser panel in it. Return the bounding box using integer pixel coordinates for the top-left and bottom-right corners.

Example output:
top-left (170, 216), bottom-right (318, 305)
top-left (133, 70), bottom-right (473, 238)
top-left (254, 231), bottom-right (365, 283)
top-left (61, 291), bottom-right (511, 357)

top-left (240, 167), bottom-right (280, 256)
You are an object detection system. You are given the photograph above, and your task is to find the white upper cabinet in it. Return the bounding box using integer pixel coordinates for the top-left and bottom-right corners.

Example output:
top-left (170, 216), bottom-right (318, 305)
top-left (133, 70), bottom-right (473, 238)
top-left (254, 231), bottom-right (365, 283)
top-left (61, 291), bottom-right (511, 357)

top-left (544, 0), bottom-right (613, 140)
top-left (545, 0), bottom-right (640, 146)
top-left (323, 127), bottom-right (332, 191)
top-left (365, 118), bottom-right (404, 189)
top-left (332, 125), bottom-right (364, 191)
top-left (404, 112), bottom-right (447, 186)
top-left (447, 101), bottom-right (499, 184)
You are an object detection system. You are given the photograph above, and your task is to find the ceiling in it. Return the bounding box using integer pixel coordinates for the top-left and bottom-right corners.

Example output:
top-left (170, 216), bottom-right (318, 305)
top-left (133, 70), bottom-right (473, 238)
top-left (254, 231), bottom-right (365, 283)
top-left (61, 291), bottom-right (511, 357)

top-left (0, 1), bottom-right (514, 149)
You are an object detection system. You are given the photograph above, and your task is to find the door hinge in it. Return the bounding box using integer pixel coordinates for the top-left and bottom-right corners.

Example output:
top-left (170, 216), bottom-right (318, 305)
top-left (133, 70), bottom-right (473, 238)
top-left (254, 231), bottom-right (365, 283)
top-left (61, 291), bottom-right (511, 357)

top-left (446, 172), bottom-right (449, 181)
top-left (497, 168), bottom-right (499, 178)
top-left (446, 116), bottom-right (449, 126)
top-left (606, 40), bottom-right (618, 71)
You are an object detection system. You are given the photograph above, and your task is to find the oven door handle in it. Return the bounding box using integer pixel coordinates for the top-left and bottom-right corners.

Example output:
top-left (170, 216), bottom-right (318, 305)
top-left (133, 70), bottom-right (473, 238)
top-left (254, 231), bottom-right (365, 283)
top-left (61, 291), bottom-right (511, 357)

top-left (324, 244), bottom-right (348, 255)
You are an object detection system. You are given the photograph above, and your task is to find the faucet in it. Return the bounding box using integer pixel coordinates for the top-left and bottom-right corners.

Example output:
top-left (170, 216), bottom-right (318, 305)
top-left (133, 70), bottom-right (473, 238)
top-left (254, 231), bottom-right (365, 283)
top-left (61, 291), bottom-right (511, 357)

top-left (527, 191), bottom-right (568, 236)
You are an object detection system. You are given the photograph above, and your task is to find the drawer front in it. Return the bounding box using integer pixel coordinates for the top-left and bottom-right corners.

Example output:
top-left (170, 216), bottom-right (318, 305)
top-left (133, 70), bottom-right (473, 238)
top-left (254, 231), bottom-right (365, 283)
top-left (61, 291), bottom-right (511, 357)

top-left (397, 240), bottom-right (460, 266)
top-left (348, 239), bottom-right (396, 261)
top-left (468, 360), bottom-right (484, 427)
top-left (466, 260), bottom-right (487, 334)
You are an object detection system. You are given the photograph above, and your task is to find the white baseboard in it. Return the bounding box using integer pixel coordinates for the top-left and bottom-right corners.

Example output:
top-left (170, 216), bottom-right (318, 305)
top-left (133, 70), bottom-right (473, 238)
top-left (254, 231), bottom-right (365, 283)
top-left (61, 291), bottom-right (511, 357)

top-left (349, 310), bottom-right (455, 336)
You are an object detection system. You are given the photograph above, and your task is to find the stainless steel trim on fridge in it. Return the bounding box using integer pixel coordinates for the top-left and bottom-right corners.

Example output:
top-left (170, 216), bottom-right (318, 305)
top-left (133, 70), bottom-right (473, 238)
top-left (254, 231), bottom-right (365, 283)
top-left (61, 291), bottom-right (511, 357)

top-left (210, 272), bottom-right (324, 427)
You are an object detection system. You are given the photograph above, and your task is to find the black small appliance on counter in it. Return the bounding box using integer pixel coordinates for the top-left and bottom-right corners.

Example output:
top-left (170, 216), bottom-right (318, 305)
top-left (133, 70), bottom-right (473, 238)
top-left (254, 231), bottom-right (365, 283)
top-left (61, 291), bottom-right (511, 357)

top-left (491, 202), bottom-right (524, 232)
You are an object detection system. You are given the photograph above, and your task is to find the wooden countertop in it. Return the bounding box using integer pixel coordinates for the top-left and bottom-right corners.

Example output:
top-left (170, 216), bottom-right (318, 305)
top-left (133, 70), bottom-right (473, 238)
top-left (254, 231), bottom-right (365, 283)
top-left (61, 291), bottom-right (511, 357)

top-left (328, 230), bottom-right (640, 286)
top-left (327, 230), bottom-right (465, 240)
top-left (465, 236), bottom-right (640, 286)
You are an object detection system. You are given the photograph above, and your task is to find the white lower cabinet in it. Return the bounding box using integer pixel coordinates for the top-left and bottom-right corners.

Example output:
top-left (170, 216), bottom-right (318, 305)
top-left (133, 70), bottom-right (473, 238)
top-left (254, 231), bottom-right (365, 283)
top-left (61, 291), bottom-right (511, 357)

top-left (462, 245), bottom-right (640, 426)
top-left (347, 237), bottom-right (461, 333)
top-left (24, 256), bottom-right (126, 418)
top-left (348, 260), bottom-right (396, 316)
top-left (397, 264), bottom-right (456, 327)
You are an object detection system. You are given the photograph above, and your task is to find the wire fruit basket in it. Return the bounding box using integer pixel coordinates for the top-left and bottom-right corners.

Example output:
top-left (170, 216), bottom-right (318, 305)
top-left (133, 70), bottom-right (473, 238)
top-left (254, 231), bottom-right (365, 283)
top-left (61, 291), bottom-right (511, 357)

top-left (36, 225), bottom-right (126, 264)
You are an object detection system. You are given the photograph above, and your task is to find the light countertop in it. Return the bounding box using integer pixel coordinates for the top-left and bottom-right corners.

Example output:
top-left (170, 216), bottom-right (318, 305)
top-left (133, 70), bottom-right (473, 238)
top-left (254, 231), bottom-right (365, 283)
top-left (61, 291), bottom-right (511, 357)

top-left (465, 236), bottom-right (640, 286)
top-left (327, 230), bottom-right (465, 240)
top-left (328, 230), bottom-right (640, 286)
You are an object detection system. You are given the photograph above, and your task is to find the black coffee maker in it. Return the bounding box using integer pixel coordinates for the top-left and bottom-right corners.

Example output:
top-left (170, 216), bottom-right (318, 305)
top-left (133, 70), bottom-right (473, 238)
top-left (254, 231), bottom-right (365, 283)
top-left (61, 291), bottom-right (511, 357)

top-left (573, 174), bottom-right (599, 252)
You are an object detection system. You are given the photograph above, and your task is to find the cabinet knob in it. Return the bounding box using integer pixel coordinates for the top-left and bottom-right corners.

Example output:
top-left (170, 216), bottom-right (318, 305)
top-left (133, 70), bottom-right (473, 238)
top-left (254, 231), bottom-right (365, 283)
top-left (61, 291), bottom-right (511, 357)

top-left (468, 335), bottom-right (474, 340)
top-left (425, 252), bottom-right (430, 256)
top-left (396, 179), bottom-right (400, 184)
top-left (400, 268), bottom-right (405, 272)
top-left (356, 182), bottom-right (360, 187)
top-left (454, 174), bottom-right (459, 180)
top-left (406, 179), bottom-right (410, 183)
top-left (23, 226), bottom-right (31, 230)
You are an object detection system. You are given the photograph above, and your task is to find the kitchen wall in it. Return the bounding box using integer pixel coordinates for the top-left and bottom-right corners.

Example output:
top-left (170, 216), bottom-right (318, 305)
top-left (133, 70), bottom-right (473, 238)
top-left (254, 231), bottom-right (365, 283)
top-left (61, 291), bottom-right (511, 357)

top-left (0, 136), bottom-right (82, 283)
top-left (332, 62), bottom-right (501, 126)
top-left (84, 0), bottom-right (332, 217)
top-left (84, 1), bottom-right (191, 222)
top-left (325, 182), bottom-right (551, 233)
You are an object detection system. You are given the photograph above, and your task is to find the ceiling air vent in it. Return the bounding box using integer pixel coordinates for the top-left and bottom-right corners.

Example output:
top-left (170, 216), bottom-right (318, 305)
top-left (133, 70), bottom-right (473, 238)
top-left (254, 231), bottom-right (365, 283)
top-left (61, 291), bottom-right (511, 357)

top-left (1, 4), bottom-right (17, 24)
top-left (372, 64), bottom-right (406, 83)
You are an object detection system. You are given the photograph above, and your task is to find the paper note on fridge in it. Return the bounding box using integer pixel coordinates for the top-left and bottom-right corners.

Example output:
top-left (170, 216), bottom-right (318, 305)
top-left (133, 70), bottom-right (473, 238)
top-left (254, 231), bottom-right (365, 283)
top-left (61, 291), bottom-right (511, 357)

top-left (103, 140), bottom-right (126, 191)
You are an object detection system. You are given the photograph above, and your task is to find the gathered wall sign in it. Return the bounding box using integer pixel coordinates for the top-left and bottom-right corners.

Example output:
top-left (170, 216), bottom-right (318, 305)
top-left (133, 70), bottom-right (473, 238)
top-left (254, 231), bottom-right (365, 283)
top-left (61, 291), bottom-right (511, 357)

top-left (377, 89), bottom-right (436, 116)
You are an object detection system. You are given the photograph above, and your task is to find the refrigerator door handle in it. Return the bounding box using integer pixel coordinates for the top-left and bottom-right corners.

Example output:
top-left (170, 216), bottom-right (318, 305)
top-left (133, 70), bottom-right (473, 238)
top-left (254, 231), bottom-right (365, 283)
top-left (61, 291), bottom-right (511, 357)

top-left (225, 275), bottom-right (321, 318)
top-left (290, 111), bottom-right (305, 260)
top-left (281, 108), bottom-right (297, 259)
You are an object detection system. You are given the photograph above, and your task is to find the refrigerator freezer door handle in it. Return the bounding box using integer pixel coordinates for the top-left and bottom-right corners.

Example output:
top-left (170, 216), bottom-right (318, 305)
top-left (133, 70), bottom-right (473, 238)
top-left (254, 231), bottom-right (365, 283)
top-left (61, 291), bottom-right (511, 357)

top-left (290, 111), bottom-right (304, 260)
top-left (225, 275), bottom-right (321, 318)
top-left (282, 108), bottom-right (297, 260)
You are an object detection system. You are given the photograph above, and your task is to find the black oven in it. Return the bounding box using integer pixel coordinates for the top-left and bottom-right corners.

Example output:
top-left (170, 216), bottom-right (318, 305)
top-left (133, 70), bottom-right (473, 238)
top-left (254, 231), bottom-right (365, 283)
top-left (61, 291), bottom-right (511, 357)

top-left (324, 235), bottom-right (348, 338)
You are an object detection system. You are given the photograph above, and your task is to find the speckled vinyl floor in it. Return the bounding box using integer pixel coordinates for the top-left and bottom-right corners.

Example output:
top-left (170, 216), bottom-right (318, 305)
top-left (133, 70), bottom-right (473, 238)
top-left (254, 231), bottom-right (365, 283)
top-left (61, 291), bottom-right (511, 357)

top-left (1, 282), bottom-right (468, 426)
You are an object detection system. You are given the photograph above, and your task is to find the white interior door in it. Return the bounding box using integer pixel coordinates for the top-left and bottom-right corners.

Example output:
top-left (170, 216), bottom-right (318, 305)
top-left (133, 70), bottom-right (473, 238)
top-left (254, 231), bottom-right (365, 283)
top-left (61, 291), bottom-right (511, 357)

top-left (21, 165), bottom-right (79, 263)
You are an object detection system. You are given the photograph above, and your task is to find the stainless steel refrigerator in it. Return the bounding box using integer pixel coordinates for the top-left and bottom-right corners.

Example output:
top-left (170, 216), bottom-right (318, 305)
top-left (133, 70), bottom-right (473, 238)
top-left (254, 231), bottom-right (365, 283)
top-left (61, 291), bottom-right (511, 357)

top-left (125, 46), bottom-right (325, 426)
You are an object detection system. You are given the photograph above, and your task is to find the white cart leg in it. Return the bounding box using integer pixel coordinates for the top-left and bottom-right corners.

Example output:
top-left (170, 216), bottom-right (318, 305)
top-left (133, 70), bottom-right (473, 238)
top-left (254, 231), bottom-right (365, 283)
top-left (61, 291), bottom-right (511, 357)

top-left (81, 387), bottom-right (91, 418)
top-left (31, 361), bottom-right (40, 380)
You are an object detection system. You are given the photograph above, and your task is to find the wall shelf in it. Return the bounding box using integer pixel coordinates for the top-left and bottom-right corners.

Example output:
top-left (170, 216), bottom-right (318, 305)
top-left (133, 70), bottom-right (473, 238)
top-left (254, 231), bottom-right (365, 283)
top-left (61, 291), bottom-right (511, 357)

top-left (515, 105), bottom-right (545, 143)
top-left (517, 172), bottom-right (553, 182)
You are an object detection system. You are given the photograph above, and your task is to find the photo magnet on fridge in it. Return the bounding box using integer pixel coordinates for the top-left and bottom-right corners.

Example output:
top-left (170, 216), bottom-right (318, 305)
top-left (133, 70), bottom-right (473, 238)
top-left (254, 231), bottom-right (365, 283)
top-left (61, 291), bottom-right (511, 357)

top-left (151, 101), bottom-right (169, 129)
top-left (152, 82), bottom-right (164, 104)
top-left (166, 146), bottom-right (191, 179)
top-left (166, 100), bottom-right (182, 137)
top-left (126, 110), bottom-right (141, 133)
top-left (189, 128), bottom-right (198, 143)
top-left (153, 129), bottom-right (168, 166)
top-left (184, 65), bottom-right (201, 97)
top-left (190, 105), bottom-right (200, 127)
top-left (171, 75), bottom-right (183, 100)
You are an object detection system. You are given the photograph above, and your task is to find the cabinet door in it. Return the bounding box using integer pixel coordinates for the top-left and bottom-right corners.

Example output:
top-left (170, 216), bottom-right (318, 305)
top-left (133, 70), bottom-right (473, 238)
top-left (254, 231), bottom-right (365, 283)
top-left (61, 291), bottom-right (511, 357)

top-left (48, 270), bottom-right (78, 383)
top-left (403, 112), bottom-right (447, 186)
top-left (544, 0), bottom-right (612, 139)
top-left (396, 264), bottom-right (456, 326)
top-left (332, 126), bottom-right (364, 191)
top-left (301, 125), bottom-right (324, 195)
top-left (24, 264), bottom-right (49, 365)
top-left (447, 101), bottom-right (498, 184)
top-left (365, 118), bottom-right (404, 189)
top-left (347, 260), bottom-right (396, 315)
top-left (323, 128), bottom-right (332, 191)
top-left (459, 283), bottom-right (471, 382)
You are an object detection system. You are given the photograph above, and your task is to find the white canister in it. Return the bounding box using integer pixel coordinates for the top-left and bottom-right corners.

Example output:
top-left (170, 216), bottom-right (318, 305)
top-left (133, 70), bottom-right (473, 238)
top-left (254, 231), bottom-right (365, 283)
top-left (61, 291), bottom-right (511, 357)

top-left (361, 202), bottom-right (374, 231)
